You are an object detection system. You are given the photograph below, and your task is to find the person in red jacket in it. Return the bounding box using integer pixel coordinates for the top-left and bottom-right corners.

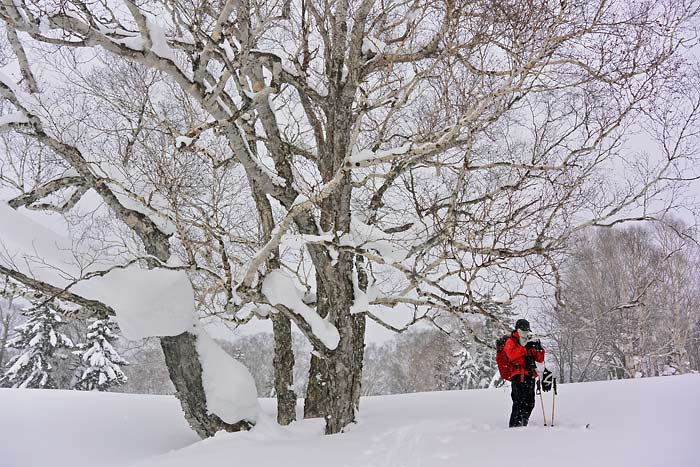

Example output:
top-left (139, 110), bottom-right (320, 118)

top-left (505, 319), bottom-right (545, 427)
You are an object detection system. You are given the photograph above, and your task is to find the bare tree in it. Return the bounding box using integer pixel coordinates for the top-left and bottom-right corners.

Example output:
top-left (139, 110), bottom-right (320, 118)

top-left (0, 0), bottom-right (698, 436)
top-left (115, 338), bottom-right (176, 395)
top-left (543, 223), bottom-right (700, 382)
top-left (361, 330), bottom-right (453, 395)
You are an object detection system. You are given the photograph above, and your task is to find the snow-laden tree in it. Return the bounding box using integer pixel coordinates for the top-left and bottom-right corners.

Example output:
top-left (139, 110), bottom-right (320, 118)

top-left (450, 345), bottom-right (499, 390)
top-left (74, 319), bottom-right (128, 391)
top-left (2, 302), bottom-right (74, 389)
top-left (438, 306), bottom-right (511, 389)
top-left (0, 0), bottom-right (698, 436)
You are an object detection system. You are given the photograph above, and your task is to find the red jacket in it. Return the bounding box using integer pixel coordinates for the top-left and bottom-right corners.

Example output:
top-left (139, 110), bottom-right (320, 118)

top-left (504, 331), bottom-right (545, 380)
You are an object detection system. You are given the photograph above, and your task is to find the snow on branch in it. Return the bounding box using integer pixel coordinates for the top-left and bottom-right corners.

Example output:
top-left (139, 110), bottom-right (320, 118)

top-left (5, 25), bottom-right (38, 93)
top-left (107, 183), bottom-right (177, 236)
top-left (0, 70), bottom-right (41, 118)
top-left (0, 71), bottom-right (176, 253)
top-left (0, 264), bottom-right (116, 319)
top-left (195, 327), bottom-right (259, 425)
top-left (281, 215), bottom-right (410, 265)
top-left (0, 111), bottom-right (29, 131)
top-left (76, 266), bottom-right (197, 340)
top-left (236, 168), bottom-right (348, 291)
top-left (3, 2), bottom-right (303, 210)
top-left (0, 202), bottom-right (194, 338)
top-left (261, 269), bottom-right (340, 350)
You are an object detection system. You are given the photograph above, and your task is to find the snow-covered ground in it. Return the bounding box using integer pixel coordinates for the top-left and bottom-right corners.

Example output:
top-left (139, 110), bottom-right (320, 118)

top-left (1, 374), bottom-right (697, 467)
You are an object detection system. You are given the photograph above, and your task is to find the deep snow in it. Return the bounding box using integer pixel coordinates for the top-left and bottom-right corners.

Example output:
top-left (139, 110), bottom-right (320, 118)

top-left (1, 374), bottom-right (697, 467)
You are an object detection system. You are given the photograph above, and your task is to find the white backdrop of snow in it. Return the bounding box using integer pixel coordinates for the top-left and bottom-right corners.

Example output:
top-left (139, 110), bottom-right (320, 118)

top-left (0, 374), bottom-right (697, 467)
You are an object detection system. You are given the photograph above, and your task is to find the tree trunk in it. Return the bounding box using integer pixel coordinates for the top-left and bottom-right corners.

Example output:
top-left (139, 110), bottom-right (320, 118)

top-left (246, 171), bottom-right (298, 425)
top-left (160, 332), bottom-right (253, 438)
top-left (0, 315), bottom-right (11, 370)
top-left (302, 73), bottom-right (366, 433)
top-left (271, 313), bottom-right (297, 425)
top-left (303, 252), bottom-right (366, 434)
top-left (303, 353), bottom-right (325, 420)
top-left (140, 234), bottom-right (252, 439)
top-left (304, 314), bottom-right (365, 434)
top-left (0, 295), bottom-right (15, 371)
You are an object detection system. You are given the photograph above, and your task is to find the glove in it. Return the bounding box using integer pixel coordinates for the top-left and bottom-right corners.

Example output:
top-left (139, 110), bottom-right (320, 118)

top-left (524, 355), bottom-right (536, 371)
top-left (541, 368), bottom-right (553, 392)
top-left (525, 339), bottom-right (543, 352)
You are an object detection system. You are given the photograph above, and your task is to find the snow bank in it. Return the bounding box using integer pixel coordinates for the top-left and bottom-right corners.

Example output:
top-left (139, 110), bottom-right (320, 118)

top-left (1, 375), bottom-right (697, 467)
top-left (195, 328), bottom-right (259, 425)
top-left (110, 374), bottom-right (700, 467)
top-left (261, 269), bottom-right (340, 350)
top-left (0, 389), bottom-right (199, 467)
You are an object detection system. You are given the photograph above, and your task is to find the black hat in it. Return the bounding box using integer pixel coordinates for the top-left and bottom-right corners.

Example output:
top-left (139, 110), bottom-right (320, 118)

top-left (515, 319), bottom-right (531, 332)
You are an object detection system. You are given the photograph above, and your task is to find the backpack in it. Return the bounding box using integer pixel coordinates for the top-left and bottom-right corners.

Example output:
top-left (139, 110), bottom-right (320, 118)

top-left (496, 334), bottom-right (514, 381)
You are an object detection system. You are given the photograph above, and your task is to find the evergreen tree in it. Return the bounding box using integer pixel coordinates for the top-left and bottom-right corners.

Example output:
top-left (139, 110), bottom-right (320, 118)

top-left (450, 345), bottom-right (499, 389)
top-left (2, 303), bottom-right (74, 388)
top-left (74, 319), bottom-right (128, 391)
top-left (449, 304), bottom-right (513, 390)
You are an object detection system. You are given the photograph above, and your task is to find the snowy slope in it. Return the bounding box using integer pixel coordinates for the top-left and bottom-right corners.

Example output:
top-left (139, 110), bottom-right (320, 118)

top-left (1, 375), bottom-right (697, 467)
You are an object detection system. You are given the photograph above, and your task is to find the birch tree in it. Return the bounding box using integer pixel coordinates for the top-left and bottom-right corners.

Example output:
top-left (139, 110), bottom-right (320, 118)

top-left (543, 224), bottom-right (700, 382)
top-left (0, 277), bottom-right (23, 372)
top-left (0, 0), bottom-right (698, 436)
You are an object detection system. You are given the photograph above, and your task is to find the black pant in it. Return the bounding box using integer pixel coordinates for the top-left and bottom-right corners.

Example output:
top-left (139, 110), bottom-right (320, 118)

top-left (509, 376), bottom-right (535, 427)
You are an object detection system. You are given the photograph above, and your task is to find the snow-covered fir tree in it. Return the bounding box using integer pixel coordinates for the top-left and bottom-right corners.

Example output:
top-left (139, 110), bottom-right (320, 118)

top-left (2, 303), bottom-right (74, 388)
top-left (450, 345), bottom-right (499, 389)
top-left (450, 306), bottom-right (514, 390)
top-left (74, 319), bottom-right (128, 391)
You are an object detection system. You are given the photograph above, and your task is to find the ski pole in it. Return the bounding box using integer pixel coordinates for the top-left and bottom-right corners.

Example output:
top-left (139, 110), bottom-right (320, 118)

top-left (551, 377), bottom-right (557, 427)
top-left (536, 379), bottom-right (548, 426)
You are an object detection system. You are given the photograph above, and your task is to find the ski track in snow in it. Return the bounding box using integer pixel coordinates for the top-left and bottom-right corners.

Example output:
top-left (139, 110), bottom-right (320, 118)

top-left (0, 374), bottom-right (697, 467)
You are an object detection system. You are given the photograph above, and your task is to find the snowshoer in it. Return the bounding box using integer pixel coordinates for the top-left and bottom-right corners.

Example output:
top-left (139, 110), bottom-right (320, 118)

top-left (504, 319), bottom-right (545, 427)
